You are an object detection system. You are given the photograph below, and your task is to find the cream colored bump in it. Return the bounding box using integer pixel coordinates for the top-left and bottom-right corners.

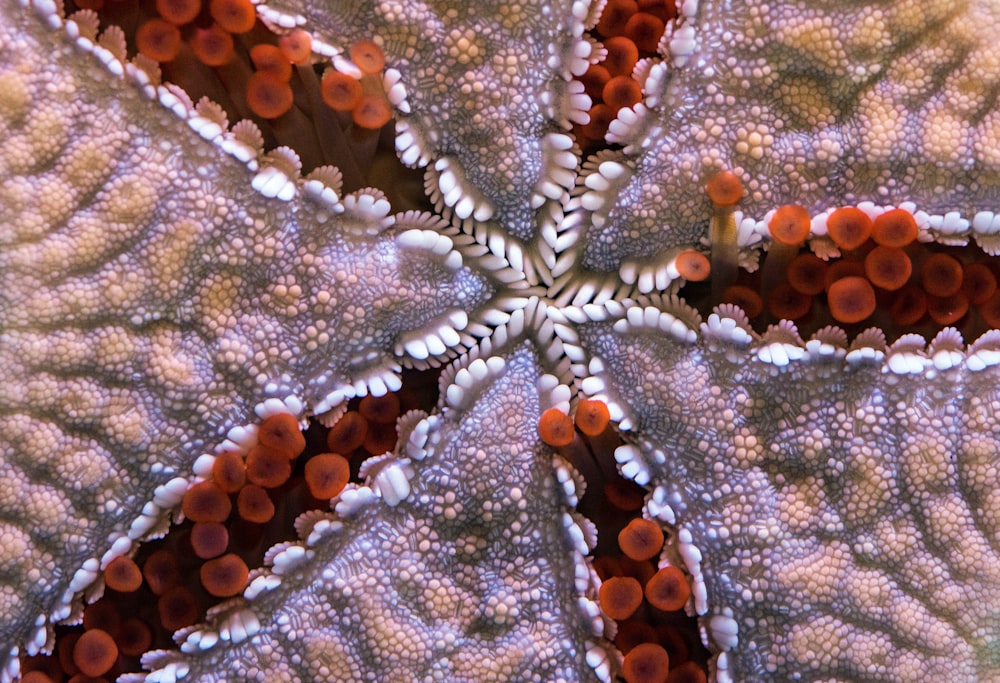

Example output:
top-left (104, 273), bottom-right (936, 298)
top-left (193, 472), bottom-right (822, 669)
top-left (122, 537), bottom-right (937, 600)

top-left (146, 218), bottom-right (207, 299)
top-left (304, 632), bottom-right (360, 681)
top-left (102, 393), bottom-right (149, 447)
top-left (55, 446), bottom-right (115, 491)
top-left (776, 14), bottom-right (845, 76)
top-left (0, 468), bottom-right (30, 511)
top-left (148, 328), bottom-right (201, 389)
top-left (0, 69), bottom-right (31, 122)
top-left (7, 101), bottom-right (71, 174)
top-left (922, 106), bottom-right (971, 163)
top-left (100, 267), bottom-right (145, 310)
top-left (444, 27), bottom-right (484, 66)
top-left (733, 120), bottom-right (774, 160)
top-left (943, 45), bottom-right (1000, 119)
top-left (93, 326), bottom-right (138, 371)
top-left (60, 135), bottom-right (119, 194)
top-left (776, 541), bottom-right (851, 603)
top-left (97, 170), bottom-right (162, 225)
top-left (0, 524), bottom-right (34, 578)
top-left (195, 273), bottom-right (242, 334)
top-left (855, 89), bottom-right (906, 163)
top-left (23, 486), bottom-right (73, 537)
top-left (846, 6), bottom-right (891, 56)
top-left (775, 75), bottom-right (837, 128)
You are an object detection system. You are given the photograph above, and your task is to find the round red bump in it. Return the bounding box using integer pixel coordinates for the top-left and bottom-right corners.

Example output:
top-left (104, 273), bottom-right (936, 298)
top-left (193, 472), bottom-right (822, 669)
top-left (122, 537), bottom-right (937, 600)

top-left (621, 642), bottom-right (670, 683)
top-left (602, 75), bottom-right (642, 110)
top-left (157, 585), bottom-right (199, 630)
top-left (618, 518), bottom-right (663, 561)
top-left (614, 618), bottom-right (659, 655)
top-left (864, 246), bottom-right (912, 291)
top-left (191, 24), bottom-right (235, 67)
top-left (597, 0), bottom-right (638, 37)
top-left (246, 444), bottom-right (293, 487)
top-left (20, 673), bottom-right (55, 683)
top-left (598, 575), bottom-right (643, 620)
top-left (603, 36), bottom-right (639, 76)
top-left (237, 483), bottom-right (275, 523)
top-left (538, 408), bottom-right (575, 447)
top-left (666, 660), bottom-right (708, 683)
top-left (181, 480), bottom-right (232, 523)
top-left (768, 205), bottom-right (810, 247)
top-left (639, 0), bottom-right (677, 21)
top-left (920, 253), bottom-right (964, 297)
top-left (786, 253), bottom-right (828, 296)
top-left (624, 13), bottom-right (666, 52)
top-left (674, 250), bottom-right (710, 282)
top-left (926, 292), bottom-right (969, 326)
top-left (212, 450), bottom-right (246, 493)
top-left (246, 72), bottom-right (294, 119)
top-left (72, 629), bottom-right (118, 677)
top-left (58, 633), bottom-right (81, 675)
top-left (136, 19), bottom-right (181, 62)
top-left (321, 70), bottom-right (362, 112)
top-left (326, 411), bottom-right (368, 453)
top-left (190, 521), bottom-right (229, 559)
top-left (574, 399), bottom-right (611, 437)
top-left (582, 103), bottom-right (616, 141)
top-left (257, 412), bottom-right (305, 459)
top-left (349, 40), bottom-right (386, 75)
top-left (352, 94), bottom-right (393, 129)
top-left (705, 171), bottom-right (743, 207)
top-left (872, 208), bottom-right (918, 247)
top-left (362, 421), bottom-right (398, 455)
top-left (104, 556), bottom-right (142, 593)
top-left (142, 549), bottom-right (180, 596)
top-left (304, 453), bottom-right (351, 499)
top-left (250, 44), bottom-right (292, 81)
top-left (155, 0), bottom-right (200, 25)
top-left (579, 64), bottom-right (611, 101)
top-left (618, 551), bottom-right (656, 585)
top-left (83, 601), bottom-right (121, 638)
top-left (209, 0), bottom-right (255, 33)
top-left (720, 284), bottom-right (763, 318)
top-left (603, 478), bottom-right (646, 511)
top-left (117, 617), bottom-right (153, 657)
top-left (962, 262), bottom-right (997, 305)
top-left (767, 282), bottom-right (811, 321)
top-left (888, 284), bottom-right (927, 327)
top-left (826, 207), bottom-right (872, 251)
top-left (827, 276), bottom-right (876, 324)
top-left (644, 566), bottom-right (690, 611)
top-left (358, 393), bottom-right (401, 424)
top-left (822, 259), bottom-right (866, 292)
top-left (200, 554), bottom-right (249, 598)
top-left (979, 291), bottom-right (1000, 328)
top-left (279, 29), bottom-right (312, 65)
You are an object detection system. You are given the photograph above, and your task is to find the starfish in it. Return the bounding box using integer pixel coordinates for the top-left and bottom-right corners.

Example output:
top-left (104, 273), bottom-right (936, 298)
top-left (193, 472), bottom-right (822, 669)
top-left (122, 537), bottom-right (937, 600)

top-left (2, 0), bottom-right (1000, 681)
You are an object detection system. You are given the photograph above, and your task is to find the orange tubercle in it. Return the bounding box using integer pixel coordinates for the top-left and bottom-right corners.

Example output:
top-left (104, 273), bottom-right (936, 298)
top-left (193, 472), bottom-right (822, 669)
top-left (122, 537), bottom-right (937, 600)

top-left (644, 566), bottom-right (690, 611)
top-left (190, 24), bottom-right (235, 67)
top-left (574, 399), bottom-right (611, 436)
top-left (597, 0), bottom-right (639, 37)
top-left (199, 553), bottom-right (249, 598)
top-left (618, 518), bottom-right (664, 561)
top-left (962, 262), bottom-right (997, 305)
top-left (320, 70), bottom-right (363, 112)
top-left (871, 208), bottom-right (918, 247)
top-left (104, 556), bottom-right (142, 593)
top-left (279, 29), bottom-right (313, 65)
top-left (785, 252), bottom-right (827, 296)
top-left (603, 75), bottom-right (642, 111)
top-left (705, 171), bottom-right (743, 207)
top-left (767, 282), bottom-right (811, 321)
top-left (211, 450), bottom-right (246, 493)
top-left (920, 252), bottom-right (964, 297)
top-left (624, 12), bottom-right (665, 52)
top-left (675, 250), bottom-right (711, 282)
top-left (155, 0), bottom-right (201, 26)
top-left (237, 483), bottom-right (275, 523)
top-left (190, 521), bottom-right (229, 559)
top-left (827, 276), bottom-right (876, 324)
top-left (304, 453), bottom-right (351, 499)
top-left (864, 246), bottom-right (912, 291)
top-left (181, 481), bottom-right (232, 523)
top-left (157, 586), bottom-right (199, 630)
top-left (352, 94), bottom-right (393, 130)
top-left (538, 408), bottom-right (575, 447)
top-left (250, 44), bottom-right (293, 81)
top-left (209, 0), bottom-right (256, 34)
top-left (327, 411), bottom-right (368, 453)
top-left (826, 207), bottom-right (872, 251)
top-left (135, 19), bottom-right (181, 63)
top-left (72, 629), bottom-right (118, 678)
top-left (621, 642), bottom-right (671, 683)
top-left (598, 575), bottom-right (644, 620)
top-left (142, 549), bottom-right (180, 596)
top-left (257, 412), bottom-right (305, 459)
top-left (349, 40), bottom-right (386, 75)
top-left (720, 284), bottom-right (763, 318)
top-left (926, 292), bottom-right (968, 326)
top-left (245, 444), bottom-right (293, 487)
top-left (358, 393), bottom-right (401, 423)
top-left (768, 205), bottom-right (810, 247)
top-left (603, 36), bottom-right (639, 76)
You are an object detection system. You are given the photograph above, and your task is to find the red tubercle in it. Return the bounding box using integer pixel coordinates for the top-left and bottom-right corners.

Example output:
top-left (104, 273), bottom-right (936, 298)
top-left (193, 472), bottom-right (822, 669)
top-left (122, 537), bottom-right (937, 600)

top-left (618, 518), bottom-right (664, 562)
top-left (538, 407), bottom-right (576, 447)
top-left (190, 23), bottom-right (235, 67)
top-left (208, 0), bottom-right (256, 34)
top-left (599, 575), bottom-right (644, 620)
top-left (597, 0), bottom-right (639, 37)
top-left (135, 19), bottom-right (181, 62)
top-left (155, 0), bottom-right (200, 26)
top-left (279, 29), bottom-right (313, 65)
top-left (622, 642), bottom-right (671, 683)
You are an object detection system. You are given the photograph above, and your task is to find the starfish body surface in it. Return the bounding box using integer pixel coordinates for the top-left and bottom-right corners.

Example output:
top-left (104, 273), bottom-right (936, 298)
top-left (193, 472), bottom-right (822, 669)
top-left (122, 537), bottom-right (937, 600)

top-left (1, 0), bottom-right (1000, 681)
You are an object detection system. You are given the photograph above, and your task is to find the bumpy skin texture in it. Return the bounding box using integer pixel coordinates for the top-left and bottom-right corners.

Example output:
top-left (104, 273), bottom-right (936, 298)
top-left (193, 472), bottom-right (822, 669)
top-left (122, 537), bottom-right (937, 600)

top-left (0, 0), bottom-right (502, 659)
top-left (142, 343), bottom-right (603, 683)
top-left (573, 0), bottom-right (1000, 273)
top-left (3, 0), bottom-right (1000, 681)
